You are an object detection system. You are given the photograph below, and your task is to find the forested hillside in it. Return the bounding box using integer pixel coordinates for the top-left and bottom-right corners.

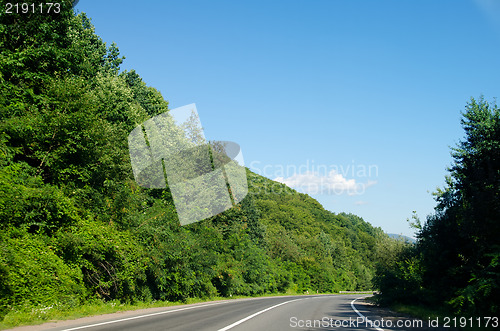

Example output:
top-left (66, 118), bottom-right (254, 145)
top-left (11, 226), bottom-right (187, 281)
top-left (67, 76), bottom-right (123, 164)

top-left (0, 1), bottom-right (383, 323)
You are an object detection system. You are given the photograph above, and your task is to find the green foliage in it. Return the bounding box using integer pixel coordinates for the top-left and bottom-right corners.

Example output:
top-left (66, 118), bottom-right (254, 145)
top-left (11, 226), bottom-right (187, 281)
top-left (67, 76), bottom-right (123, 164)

top-left (121, 70), bottom-right (169, 118)
top-left (247, 171), bottom-right (381, 292)
top-left (54, 218), bottom-right (149, 302)
top-left (0, 162), bottom-right (80, 234)
top-left (373, 236), bottom-right (423, 305)
top-left (0, 4), bottom-right (383, 326)
top-left (0, 228), bottom-right (86, 319)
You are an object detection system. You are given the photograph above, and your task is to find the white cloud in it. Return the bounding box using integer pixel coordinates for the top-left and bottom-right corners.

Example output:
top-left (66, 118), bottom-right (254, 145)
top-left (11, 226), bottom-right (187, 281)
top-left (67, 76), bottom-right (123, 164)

top-left (274, 170), bottom-right (377, 196)
top-left (355, 200), bottom-right (369, 206)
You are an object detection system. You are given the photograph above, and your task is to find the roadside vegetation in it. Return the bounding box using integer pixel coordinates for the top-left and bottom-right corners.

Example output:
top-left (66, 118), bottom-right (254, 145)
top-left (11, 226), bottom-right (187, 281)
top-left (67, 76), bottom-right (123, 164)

top-left (374, 97), bottom-right (500, 319)
top-left (0, 1), bottom-right (384, 328)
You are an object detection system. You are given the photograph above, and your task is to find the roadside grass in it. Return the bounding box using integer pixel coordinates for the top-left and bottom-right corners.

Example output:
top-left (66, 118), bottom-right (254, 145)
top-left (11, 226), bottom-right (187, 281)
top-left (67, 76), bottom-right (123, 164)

top-left (389, 302), bottom-right (448, 321)
top-left (366, 294), bottom-right (450, 321)
top-left (1, 297), bottom-right (235, 330)
top-left (0, 289), bottom-right (350, 330)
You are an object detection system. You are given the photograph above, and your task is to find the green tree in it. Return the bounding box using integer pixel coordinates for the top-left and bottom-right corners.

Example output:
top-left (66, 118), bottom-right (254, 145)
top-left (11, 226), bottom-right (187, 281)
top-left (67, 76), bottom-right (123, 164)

top-left (425, 96), bottom-right (500, 315)
top-left (378, 97), bottom-right (500, 315)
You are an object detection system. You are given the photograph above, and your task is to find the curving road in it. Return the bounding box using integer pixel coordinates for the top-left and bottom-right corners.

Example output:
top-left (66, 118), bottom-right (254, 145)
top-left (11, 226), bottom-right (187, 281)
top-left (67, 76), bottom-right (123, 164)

top-left (13, 294), bottom-right (430, 331)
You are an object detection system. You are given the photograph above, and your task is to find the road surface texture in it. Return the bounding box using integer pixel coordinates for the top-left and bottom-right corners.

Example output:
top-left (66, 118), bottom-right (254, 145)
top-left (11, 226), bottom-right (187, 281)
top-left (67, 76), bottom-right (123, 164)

top-left (7, 294), bottom-right (452, 331)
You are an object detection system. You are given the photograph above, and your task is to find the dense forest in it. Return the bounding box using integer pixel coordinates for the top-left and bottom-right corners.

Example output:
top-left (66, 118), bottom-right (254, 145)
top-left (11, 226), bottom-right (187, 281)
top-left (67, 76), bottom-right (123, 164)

top-left (0, 1), bottom-right (384, 323)
top-left (375, 97), bottom-right (500, 317)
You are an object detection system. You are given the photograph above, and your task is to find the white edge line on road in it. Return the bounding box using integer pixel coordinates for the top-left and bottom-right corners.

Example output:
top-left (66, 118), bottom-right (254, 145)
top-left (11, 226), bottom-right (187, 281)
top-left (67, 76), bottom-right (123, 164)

top-left (61, 300), bottom-right (231, 331)
top-left (217, 298), bottom-right (303, 331)
top-left (350, 296), bottom-right (384, 331)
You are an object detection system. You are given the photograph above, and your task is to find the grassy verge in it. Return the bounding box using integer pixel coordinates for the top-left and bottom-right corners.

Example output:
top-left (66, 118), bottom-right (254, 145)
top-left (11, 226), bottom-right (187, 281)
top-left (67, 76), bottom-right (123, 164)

top-left (389, 303), bottom-right (449, 321)
top-left (366, 294), bottom-right (450, 321)
top-left (0, 289), bottom-right (344, 330)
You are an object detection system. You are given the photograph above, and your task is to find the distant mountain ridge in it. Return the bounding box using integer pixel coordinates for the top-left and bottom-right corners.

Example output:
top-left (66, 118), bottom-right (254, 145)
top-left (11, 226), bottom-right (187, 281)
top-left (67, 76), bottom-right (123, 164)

top-left (387, 233), bottom-right (416, 243)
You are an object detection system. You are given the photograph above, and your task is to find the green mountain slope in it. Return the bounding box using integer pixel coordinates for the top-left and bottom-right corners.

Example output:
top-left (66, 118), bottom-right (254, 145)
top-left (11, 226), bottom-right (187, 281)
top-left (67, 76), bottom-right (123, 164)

top-left (0, 1), bottom-right (384, 321)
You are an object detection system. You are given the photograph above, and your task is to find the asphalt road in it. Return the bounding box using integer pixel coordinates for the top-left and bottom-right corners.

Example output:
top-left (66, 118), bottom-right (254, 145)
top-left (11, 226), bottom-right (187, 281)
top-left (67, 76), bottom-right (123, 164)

top-left (14, 294), bottom-right (428, 331)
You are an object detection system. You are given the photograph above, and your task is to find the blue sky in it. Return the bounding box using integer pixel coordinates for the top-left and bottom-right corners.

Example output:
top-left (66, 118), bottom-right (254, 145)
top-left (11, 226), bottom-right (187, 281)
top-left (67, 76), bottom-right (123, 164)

top-left (76, 0), bottom-right (500, 237)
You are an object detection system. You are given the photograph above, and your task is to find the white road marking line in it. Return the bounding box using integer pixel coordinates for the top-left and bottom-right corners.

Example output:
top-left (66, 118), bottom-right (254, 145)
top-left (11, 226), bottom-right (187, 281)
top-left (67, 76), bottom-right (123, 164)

top-left (350, 296), bottom-right (384, 331)
top-left (61, 300), bottom-right (231, 330)
top-left (217, 298), bottom-right (303, 331)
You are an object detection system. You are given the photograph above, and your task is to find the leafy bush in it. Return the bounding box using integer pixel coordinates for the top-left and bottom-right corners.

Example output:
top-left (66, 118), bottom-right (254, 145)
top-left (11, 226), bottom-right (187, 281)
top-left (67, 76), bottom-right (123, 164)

top-left (0, 228), bottom-right (86, 319)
